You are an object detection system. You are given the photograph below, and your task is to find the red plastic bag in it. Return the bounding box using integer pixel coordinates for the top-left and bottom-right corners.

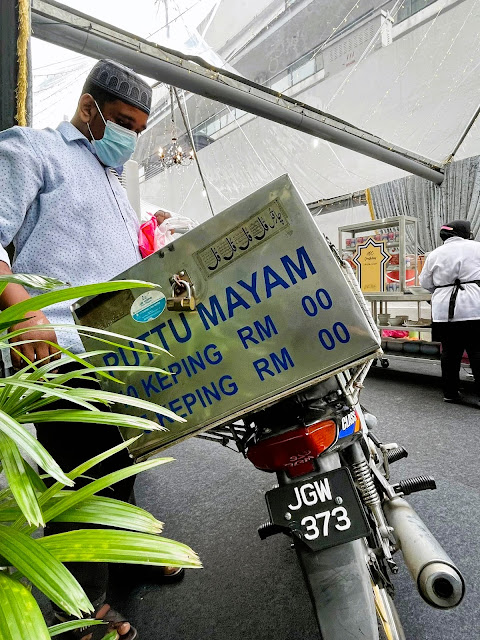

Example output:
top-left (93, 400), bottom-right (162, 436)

top-left (139, 214), bottom-right (198, 258)
top-left (138, 215), bottom-right (159, 258)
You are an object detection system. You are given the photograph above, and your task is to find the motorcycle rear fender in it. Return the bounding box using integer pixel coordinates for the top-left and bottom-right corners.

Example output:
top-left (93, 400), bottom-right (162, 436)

top-left (294, 537), bottom-right (379, 639)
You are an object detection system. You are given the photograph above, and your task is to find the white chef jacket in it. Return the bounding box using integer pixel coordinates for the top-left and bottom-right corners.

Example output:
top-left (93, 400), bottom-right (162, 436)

top-left (419, 236), bottom-right (480, 322)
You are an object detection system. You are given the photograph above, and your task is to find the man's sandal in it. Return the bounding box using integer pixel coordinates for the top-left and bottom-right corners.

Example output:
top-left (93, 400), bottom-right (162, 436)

top-left (53, 603), bottom-right (137, 640)
top-left (148, 566), bottom-right (185, 583)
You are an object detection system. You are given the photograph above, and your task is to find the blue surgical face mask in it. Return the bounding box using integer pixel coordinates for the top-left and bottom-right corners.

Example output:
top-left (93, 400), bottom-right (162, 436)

top-left (87, 100), bottom-right (137, 167)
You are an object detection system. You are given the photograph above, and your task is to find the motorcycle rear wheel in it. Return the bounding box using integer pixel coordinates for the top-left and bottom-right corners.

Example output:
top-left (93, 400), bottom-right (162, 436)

top-left (373, 584), bottom-right (406, 640)
top-left (295, 537), bottom-right (406, 640)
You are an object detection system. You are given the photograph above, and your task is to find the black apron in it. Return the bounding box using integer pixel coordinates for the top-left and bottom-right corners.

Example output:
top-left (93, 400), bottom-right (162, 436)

top-left (434, 278), bottom-right (480, 322)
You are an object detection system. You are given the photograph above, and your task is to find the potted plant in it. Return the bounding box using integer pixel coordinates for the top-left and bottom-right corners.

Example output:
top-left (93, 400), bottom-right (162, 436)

top-left (0, 274), bottom-right (201, 640)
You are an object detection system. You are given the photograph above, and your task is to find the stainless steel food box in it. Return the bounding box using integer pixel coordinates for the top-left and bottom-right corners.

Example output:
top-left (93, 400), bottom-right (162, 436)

top-left (72, 175), bottom-right (380, 460)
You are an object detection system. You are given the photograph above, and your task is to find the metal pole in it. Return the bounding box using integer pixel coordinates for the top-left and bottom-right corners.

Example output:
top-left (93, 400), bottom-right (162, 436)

top-left (31, 0), bottom-right (445, 184)
top-left (173, 87), bottom-right (215, 217)
top-left (308, 190), bottom-right (367, 216)
top-left (1, 0), bottom-right (31, 267)
top-left (0, 0), bottom-right (19, 131)
top-left (446, 103), bottom-right (480, 163)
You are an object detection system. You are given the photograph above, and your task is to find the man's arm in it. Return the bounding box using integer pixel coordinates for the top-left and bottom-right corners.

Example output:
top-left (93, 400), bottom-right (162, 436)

top-left (0, 128), bottom-right (43, 258)
top-left (419, 255), bottom-right (435, 293)
top-left (0, 260), bottom-right (60, 369)
top-left (0, 129), bottom-right (59, 368)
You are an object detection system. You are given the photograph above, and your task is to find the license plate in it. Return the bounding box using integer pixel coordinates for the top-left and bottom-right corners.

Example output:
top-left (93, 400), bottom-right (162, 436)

top-left (265, 467), bottom-right (370, 551)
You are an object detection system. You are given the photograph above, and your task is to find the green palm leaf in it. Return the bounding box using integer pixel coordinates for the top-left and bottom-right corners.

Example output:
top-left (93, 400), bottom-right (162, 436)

top-left (0, 500), bottom-right (21, 521)
top-left (66, 388), bottom-right (184, 422)
top-left (0, 486), bottom-right (12, 500)
top-left (0, 525), bottom-right (92, 618)
top-left (53, 364), bottom-right (171, 385)
top-left (56, 437), bottom-right (142, 487)
top-left (10, 351), bottom-right (110, 381)
top-left (0, 352), bottom-right (120, 416)
top-left (41, 458), bottom-right (173, 524)
top-left (7, 380), bottom-right (181, 424)
top-left (0, 275), bottom-right (202, 639)
top-left (15, 437), bottom-right (143, 531)
top-left (0, 570), bottom-right (51, 640)
top-left (48, 619), bottom-right (105, 637)
top-left (0, 433), bottom-right (43, 526)
top-left (39, 529), bottom-right (201, 568)
top-left (0, 371), bottom-right (48, 416)
top-left (0, 379), bottom-right (97, 416)
top-left (0, 409), bottom-right (73, 487)
top-left (0, 339), bottom-right (125, 386)
top-left (0, 280), bottom-right (157, 323)
top-left (8, 322), bottom-right (171, 357)
top-left (50, 496), bottom-right (164, 533)
top-left (5, 324), bottom-right (170, 361)
top-left (25, 458), bottom-right (48, 492)
top-left (0, 273), bottom-right (65, 292)
top-left (73, 325), bottom-right (171, 356)
top-left (20, 409), bottom-right (165, 431)
top-left (0, 319), bottom-right (32, 333)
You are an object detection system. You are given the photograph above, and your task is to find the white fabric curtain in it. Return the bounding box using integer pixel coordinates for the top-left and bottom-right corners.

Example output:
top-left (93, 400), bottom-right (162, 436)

top-left (369, 155), bottom-right (480, 253)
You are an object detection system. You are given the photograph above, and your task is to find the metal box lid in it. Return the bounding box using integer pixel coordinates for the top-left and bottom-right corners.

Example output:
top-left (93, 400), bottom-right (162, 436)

top-left (72, 175), bottom-right (380, 460)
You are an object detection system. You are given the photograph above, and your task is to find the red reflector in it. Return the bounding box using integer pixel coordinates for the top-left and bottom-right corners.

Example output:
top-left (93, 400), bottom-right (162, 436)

top-left (247, 420), bottom-right (337, 478)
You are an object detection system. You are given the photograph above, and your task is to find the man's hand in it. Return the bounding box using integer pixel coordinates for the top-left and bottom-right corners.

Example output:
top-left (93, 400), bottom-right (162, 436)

top-left (8, 309), bottom-right (60, 370)
top-left (0, 261), bottom-right (61, 370)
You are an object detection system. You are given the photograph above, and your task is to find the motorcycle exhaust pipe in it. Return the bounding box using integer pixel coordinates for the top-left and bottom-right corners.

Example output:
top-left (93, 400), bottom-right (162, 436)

top-left (384, 497), bottom-right (465, 609)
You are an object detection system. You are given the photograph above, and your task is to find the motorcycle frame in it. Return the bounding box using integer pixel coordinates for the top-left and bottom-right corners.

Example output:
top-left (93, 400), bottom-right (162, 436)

top-left (196, 362), bottom-right (394, 639)
top-left (195, 360), bottom-right (373, 454)
top-left (280, 450), bottom-right (381, 639)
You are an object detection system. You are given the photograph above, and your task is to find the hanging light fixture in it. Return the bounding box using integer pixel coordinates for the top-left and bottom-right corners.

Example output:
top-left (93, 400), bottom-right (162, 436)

top-left (157, 86), bottom-right (194, 169)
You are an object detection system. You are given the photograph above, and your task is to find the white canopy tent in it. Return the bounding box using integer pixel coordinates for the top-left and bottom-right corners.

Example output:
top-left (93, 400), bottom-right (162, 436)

top-left (30, 0), bottom-right (480, 234)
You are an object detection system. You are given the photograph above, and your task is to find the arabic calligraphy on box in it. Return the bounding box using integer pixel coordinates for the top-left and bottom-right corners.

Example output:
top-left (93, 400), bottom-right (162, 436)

top-left (195, 199), bottom-right (290, 277)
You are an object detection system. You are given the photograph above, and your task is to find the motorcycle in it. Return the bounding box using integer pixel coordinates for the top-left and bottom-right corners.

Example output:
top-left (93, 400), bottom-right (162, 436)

top-left (197, 358), bottom-right (465, 639)
top-left (72, 174), bottom-right (466, 638)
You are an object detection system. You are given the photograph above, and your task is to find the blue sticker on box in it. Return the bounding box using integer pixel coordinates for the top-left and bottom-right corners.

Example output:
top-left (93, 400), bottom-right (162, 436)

top-left (131, 290), bottom-right (166, 323)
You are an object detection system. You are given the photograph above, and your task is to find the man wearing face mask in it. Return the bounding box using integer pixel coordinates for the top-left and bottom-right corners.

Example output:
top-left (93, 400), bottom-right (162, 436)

top-left (419, 219), bottom-right (480, 406)
top-left (0, 60), bottom-right (181, 640)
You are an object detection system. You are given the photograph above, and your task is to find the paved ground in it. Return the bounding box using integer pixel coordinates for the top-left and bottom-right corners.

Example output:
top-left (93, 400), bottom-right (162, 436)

top-left (28, 357), bottom-right (478, 638)
top-left (103, 357), bottom-right (479, 640)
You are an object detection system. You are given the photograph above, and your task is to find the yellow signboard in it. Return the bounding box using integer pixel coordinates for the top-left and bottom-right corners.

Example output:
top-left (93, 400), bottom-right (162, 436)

top-left (352, 238), bottom-right (390, 292)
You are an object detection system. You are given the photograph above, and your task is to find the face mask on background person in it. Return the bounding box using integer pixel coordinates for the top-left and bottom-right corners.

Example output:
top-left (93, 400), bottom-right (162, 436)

top-left (87, 100), bottom-right (137, 167)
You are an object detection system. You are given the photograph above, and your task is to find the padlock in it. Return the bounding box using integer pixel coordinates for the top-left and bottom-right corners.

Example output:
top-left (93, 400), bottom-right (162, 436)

top-left (167, 296), bottom-right (196, 312)
top-left (166, 275), bottom-right (196, 312)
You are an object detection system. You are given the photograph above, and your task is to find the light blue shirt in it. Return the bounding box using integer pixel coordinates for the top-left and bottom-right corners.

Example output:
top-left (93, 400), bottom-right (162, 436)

top-left (0, 122), bottom-right (142, 353)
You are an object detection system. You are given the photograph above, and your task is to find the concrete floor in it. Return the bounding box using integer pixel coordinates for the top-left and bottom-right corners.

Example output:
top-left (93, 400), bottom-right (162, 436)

top-left (24, 356), bottom-right (478, 638)
top-left (105, 357), bottom-right (480, 640)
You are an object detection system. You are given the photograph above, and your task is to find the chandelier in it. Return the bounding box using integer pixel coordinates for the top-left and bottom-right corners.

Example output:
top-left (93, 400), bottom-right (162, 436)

top-left (157, 86), bottom-right (194, 169)
top-left (157, 138), bottom-right (194, 168)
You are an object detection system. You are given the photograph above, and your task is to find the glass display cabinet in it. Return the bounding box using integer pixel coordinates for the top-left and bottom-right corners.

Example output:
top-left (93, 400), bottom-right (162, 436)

top-left (338, 216), bottom-right (440, 367)
top-left (338, 216), bottom-right (419, 294)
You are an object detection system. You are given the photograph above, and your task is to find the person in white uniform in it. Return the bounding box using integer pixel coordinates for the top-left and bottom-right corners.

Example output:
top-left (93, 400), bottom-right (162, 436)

top-left (419, 219), bottom-right (480, 405)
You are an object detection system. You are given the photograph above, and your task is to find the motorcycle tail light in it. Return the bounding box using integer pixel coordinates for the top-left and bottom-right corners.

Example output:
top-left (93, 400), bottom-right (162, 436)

top-left (247, 420), bottom-right (337, 479)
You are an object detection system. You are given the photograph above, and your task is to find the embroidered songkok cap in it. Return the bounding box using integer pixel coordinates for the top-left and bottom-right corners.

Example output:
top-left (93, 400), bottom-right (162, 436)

top-left (85, 59), bottom-right (152, 115)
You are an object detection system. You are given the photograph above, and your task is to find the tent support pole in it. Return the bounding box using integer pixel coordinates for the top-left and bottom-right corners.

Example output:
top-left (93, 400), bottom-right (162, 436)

top-left (446, 103), bottom-right (480, 163)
